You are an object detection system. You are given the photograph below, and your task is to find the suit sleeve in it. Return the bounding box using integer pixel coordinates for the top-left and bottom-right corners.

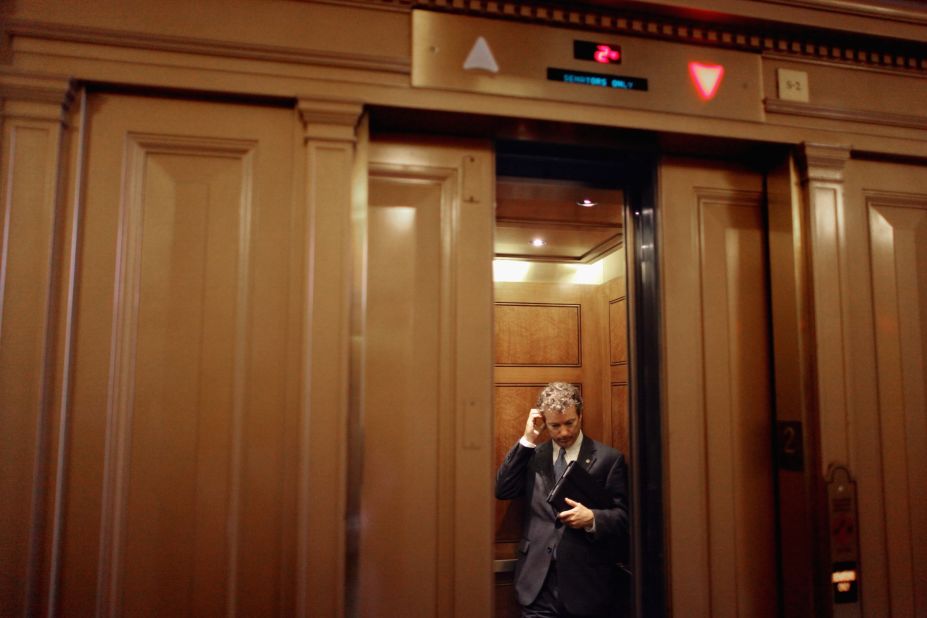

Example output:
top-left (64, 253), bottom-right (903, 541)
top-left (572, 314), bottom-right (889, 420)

top-left (495, 442), bottom-right (535, 500)
top-left (588, 452), bottom-right (629, 541)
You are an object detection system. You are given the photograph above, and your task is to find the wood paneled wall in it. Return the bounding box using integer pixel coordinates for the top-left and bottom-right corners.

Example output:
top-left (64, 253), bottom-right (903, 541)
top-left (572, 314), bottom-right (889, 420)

top-left (0, 90), bottom-right (366, 617)
top-left (361, 140), bottom-right (494, 618)
top-left (607, 278), bottom-right (630, 455)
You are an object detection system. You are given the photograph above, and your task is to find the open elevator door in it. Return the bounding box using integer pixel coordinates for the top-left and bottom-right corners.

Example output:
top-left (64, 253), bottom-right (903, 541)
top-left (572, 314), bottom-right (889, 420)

top-left (357, 138), bottom-right (495, 617)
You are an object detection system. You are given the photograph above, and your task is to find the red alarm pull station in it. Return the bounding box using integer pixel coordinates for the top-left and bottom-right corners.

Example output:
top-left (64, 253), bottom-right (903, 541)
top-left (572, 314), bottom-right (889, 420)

top-left (689, 62), bottom-right (725, 100)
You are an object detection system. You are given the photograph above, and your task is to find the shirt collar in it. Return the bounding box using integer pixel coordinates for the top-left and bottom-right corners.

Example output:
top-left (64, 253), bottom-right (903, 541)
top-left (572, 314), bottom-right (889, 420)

top-left (553, 430), bottom-right (584, 463)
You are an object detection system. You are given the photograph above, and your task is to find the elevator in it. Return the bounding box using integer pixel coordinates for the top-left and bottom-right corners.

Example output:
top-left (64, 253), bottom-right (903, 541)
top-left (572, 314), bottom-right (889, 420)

top-left (4, 2), bottom-right (927, 616)
top-left (359, 112), bottom-right (781, 617)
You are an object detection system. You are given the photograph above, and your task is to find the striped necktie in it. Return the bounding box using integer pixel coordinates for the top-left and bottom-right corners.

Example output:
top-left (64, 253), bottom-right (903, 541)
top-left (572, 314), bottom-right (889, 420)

top-left (554, 446), bottom-right (567, 480)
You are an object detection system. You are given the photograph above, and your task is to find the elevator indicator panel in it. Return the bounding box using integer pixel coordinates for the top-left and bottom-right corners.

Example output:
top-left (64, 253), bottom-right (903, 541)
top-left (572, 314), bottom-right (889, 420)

top-left (413, 11), bottom-right (764, 123)
top-left (547, 68), bottom-right (648, 91)
top-left (574, 40), bottom-right (622, 64)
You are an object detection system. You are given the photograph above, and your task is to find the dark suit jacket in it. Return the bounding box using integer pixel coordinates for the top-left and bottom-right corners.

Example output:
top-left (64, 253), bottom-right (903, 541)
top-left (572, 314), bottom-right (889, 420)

top-left (496, 435), bottom-right (628, 616)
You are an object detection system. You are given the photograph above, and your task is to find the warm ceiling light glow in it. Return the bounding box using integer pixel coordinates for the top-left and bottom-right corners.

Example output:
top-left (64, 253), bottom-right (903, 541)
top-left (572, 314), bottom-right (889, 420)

top-left (531, 238), bottom-right (546, 247)
top-left (573, 262), bottom-right (603, 284)
top-left (493, 260), bottom-right (531, 282)
top-left (689, 62), bottom-right (725, 100)
top-left (577, 199), bottom-right (597, 207)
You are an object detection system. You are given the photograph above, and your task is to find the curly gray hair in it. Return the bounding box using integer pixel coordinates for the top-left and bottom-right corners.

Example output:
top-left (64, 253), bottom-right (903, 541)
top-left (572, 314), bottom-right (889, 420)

top-left (536, 382), bottom-right (583, 416)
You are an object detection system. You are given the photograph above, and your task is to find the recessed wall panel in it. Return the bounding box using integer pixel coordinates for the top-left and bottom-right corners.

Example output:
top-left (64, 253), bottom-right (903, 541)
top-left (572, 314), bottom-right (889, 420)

top-left (610, 384), bottom-right (629, 455)
top-left (495, 303), bottom-right (581, 366)
top-left (58, 94), bottom-right (297, 616)
top-left (868, 195), bottom-right (927, 614)
top-left (609, 297), bottom-right (627, 365)
top-left (362, 175), bottom-right (443, 617)
top-left (116, 146), bottom-right (248, 616)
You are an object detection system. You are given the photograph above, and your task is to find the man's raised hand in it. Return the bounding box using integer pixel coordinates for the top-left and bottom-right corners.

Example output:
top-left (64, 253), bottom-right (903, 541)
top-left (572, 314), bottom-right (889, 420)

top-left (523, 408), bottom-right (545, 445)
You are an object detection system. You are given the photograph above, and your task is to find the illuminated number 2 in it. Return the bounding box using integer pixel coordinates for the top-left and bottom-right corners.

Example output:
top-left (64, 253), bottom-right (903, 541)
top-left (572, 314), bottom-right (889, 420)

top-left (594, 45), bottom-right (621, 63)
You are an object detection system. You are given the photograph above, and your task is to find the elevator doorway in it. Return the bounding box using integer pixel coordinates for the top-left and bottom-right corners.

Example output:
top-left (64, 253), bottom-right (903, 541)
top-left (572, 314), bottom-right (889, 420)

top-left (490, 140), bottom-right (634, 618)
top-left (362, 113), bottom-right (779, 618)
top-left (489, 142), bottom-right (778, 618)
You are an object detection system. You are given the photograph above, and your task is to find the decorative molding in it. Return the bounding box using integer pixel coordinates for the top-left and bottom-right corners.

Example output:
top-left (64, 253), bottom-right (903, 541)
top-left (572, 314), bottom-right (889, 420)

top-left (798, 143), bottom-right (852, 183)
top-left (297, 0), bottom-right (414, 11)
top-left (762, 0), bottom-right (927, 26)
top-left (7, 4), bottom-right (927, 80)
top-left (695, 186), bottom-right (765, 207)
top-left (864, 188), bottom-right (927, 210)
top-left (0, 68), bottom-right (76, 122)
top-left (765, 98), bottom-right (927, 131)
top-left (298, 97), bottom-right (364, 142)
top-left (7, 3), bottom-right (927, 85)
top-left (3, 20), bottom-right (410, 75)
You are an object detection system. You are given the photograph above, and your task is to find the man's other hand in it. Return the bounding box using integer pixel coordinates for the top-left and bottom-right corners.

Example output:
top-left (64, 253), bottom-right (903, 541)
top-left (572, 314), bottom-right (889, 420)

top-left (559, 498), bottom-right (594, 529)
top-left (523, 408), bottom-right (545, 444)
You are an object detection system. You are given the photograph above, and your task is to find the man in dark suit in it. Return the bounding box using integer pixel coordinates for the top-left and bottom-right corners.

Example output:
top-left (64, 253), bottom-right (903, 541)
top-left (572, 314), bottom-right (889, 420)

top-left (496, 382), bottom-right (628, 618)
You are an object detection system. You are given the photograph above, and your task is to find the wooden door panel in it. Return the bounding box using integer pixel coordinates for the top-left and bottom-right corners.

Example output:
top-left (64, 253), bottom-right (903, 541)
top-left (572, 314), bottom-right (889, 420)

top-left (362, 140), bottom-right (494, 617)
top-left (843, 160), bottom-right (927, 616)
top-left (58, 94), bottom-right (297, 616)
top-left (662, 158), bottom-right (775, 618)
top-left (698, 191), bottom-right (775, 618)
top-left (869, 199), bottom-right (927, 615)
top-left (362, 177), bottom-right (443, 618)
top-left (868, 198), bottom-right (927, 615)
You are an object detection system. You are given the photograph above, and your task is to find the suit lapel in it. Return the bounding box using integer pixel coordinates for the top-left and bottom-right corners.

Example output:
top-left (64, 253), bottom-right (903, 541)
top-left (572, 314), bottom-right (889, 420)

top-left (577, 435), bottom-right (597, 471)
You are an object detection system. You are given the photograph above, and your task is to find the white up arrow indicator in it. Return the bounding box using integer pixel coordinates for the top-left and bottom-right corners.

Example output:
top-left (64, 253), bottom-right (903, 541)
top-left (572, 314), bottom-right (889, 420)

top-left (463, 36), bottom-right (499, 73)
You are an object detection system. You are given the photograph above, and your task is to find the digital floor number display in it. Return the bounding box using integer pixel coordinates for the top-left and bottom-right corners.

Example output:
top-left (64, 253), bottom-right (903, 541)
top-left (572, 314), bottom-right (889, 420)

top-left (551, 39), bottom-right (647, 92)
top-left (573, 40), bottom-right (622, 64)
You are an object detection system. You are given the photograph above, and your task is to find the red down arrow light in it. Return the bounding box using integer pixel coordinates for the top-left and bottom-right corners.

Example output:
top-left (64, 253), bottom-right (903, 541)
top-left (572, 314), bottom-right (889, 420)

top-left (689, 62), bottom-right (725, 100)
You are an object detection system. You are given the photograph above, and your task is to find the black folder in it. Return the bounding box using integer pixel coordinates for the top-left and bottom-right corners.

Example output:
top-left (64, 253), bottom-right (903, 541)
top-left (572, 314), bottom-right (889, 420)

top-left (546, 460), bottom-right (611, 512)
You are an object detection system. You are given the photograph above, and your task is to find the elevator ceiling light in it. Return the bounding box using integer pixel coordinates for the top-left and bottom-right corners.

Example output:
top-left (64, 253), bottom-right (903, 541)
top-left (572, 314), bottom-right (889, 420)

top-left (577, 199), bottom-right (597, 207)
top-left (531, 238), bottom-right (546, 247)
